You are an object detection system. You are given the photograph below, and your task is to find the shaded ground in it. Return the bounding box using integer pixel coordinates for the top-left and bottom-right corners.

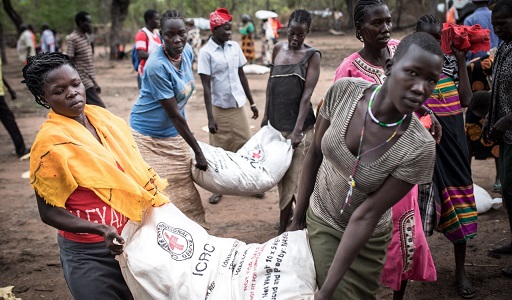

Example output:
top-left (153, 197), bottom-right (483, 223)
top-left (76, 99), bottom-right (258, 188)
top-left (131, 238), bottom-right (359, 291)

top-left (1, 32), bottom-right (511, 299)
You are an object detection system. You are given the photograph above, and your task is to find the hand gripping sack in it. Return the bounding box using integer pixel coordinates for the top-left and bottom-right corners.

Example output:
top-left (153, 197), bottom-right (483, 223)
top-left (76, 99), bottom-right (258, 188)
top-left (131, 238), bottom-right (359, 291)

top-left (191, 124), bottom-right (293, 195)
top-left (118, 203), bottom-right (316, 299)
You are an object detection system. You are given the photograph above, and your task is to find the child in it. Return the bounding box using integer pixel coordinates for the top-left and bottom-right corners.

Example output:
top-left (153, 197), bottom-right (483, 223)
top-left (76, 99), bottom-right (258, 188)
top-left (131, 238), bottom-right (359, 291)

top-left (466, 90), bottom-right (500, 192)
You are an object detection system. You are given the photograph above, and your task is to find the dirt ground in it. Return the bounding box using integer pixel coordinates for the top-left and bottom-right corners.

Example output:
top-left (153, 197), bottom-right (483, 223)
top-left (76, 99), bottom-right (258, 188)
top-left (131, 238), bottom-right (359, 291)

top-left (1, 32), bottom-right (512, 300)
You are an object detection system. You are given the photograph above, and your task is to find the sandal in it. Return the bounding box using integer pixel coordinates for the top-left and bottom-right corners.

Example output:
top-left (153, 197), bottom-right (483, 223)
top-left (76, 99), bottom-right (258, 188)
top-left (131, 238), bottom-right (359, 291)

top-left (208, 194), bottom-right (222, 204)
top-left (493, 183), bottom-right (502, 193)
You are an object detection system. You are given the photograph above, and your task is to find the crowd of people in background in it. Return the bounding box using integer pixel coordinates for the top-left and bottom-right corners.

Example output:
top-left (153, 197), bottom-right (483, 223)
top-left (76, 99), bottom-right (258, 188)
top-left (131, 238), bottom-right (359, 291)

top-left (2, 0), bottom-right (512, 299)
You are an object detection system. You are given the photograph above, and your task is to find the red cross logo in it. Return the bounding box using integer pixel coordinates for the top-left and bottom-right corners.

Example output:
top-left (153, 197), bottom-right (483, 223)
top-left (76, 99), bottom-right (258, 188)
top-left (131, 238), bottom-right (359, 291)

top-left (165, 232), bottom-right (184, 251)
top-left (252, 150), bottom-right (261, 159)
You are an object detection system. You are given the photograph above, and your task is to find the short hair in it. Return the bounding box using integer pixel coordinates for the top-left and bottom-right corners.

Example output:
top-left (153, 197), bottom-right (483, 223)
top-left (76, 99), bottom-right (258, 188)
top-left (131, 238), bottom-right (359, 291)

top-left (288, 9), bottom-right (312, 30)
top-left (354, 0), bottom-right (387, 27)
top-left (144, 9), bottom-right (159, 23)
top-left (469, 90), bottom-right (492, 112)
top-left (492, 0), bottom-right (512, 16)
top-left (75, 11), bottom-right (90, 27)
top-left (416, 14), bottom-right (440, 32)
top-left (393, 32), bottom-right (443, 63)
top-left (21, 52), bottom-right (76, 109)
top-left (161, 9), bottom-right (184, 26)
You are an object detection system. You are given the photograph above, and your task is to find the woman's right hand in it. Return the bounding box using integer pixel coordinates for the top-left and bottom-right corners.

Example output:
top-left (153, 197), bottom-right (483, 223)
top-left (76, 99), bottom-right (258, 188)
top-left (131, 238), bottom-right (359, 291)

top-left (194, 151), bottom-right (208, 171)
top-left (208, 118), bottom-right (218, 134)
top-left (103, 226), bottom-right (125, 255)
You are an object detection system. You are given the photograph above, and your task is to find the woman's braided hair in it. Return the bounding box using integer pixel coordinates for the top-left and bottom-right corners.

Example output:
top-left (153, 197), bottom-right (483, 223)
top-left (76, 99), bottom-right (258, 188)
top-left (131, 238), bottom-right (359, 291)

top-left (354, 0), bottom-right (387, 41)
top-left (161, 9), bottom-right (184, 25)
top-left (21, 52), bottom-right (75, 109)
top-left (416, 14), bottom-right (440, 32)
top-left (288, 9), bottom-right (312, 31)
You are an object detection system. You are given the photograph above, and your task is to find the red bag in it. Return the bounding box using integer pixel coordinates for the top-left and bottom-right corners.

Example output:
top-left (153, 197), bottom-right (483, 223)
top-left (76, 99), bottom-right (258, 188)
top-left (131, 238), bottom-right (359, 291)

top-left (441, 23), bottom-right (490, 55)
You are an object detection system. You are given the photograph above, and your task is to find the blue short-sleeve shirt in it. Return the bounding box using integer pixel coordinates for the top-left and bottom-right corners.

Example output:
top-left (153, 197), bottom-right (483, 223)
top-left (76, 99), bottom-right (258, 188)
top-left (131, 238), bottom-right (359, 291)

top-left (130, 43), bottom-right (195, 138)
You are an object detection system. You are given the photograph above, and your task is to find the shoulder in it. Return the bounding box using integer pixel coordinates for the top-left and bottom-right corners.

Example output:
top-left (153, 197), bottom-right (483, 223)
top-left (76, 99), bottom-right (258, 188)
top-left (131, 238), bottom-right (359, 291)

top-left (135, 30), bottom-right (147, 40)
top-left (184, 43), bottom-right (194, 59)
top-left (327, 78), bottom-right (372, 105)
top-left (406, 117), bottom-right (436, 151)
top-left (227, 40), bottom-right (242, 50)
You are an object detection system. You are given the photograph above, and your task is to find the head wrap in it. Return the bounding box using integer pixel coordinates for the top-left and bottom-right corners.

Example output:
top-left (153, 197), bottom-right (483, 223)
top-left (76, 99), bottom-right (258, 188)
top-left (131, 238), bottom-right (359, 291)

top-left (210, 8), bottom-right (232, 31)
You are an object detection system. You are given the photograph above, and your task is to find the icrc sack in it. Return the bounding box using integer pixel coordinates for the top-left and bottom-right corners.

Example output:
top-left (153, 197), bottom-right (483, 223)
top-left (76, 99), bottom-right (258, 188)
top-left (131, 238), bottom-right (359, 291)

top-left (118, 203), bottom-right (316, 300)
top-left (191, 125), bottom-right (293, 195)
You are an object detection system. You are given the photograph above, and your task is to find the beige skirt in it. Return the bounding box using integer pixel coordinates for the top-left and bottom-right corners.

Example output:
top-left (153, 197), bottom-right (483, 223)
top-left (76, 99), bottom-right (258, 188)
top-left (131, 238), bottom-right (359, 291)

top-left (278, 128), bottom-right (314, 210)
top-left (131, 130), bottom-right (206, 227)
top-left (210, 105), bottom-right (252, 152)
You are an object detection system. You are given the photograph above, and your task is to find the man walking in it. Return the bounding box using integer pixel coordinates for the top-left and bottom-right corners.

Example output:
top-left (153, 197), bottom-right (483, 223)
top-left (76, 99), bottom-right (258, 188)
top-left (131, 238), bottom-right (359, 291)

top-left (66, 11), bottom-right (105, 107)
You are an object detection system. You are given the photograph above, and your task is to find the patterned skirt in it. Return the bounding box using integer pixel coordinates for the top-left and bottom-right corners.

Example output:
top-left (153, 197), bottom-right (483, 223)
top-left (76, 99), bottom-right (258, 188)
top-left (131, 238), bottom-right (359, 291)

top-left (241, 34), bottom-right (255, 63)
top-left (433, 114), bottom-right (478, 243)
top-left (381, 186), bottom-right (437, 291)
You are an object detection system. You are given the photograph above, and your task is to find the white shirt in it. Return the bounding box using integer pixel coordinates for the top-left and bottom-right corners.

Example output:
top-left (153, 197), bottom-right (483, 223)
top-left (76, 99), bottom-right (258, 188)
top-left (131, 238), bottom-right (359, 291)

top-left (198, 38), bottom-right (247, 108)
top-left (41, 29), bottom-right (55, 53)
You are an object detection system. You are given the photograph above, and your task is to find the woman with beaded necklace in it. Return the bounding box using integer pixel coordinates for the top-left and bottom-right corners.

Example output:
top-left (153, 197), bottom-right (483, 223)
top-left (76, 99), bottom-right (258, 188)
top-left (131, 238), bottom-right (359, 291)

top-left (333, 1), bottom-right (437, 299)
top-left (289, 32), bottom-right (443, 299)
top-left (130, 10), bottom-right (209, 228)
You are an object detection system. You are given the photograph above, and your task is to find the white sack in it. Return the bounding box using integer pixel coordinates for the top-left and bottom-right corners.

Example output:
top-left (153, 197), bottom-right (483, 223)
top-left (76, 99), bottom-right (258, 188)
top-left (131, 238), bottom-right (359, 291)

top-left (474, 184), bottom-right (502, 213)
top-left (118, 203), bottom-right (316, 300)
top-left (243, 64), bottom-right (271, 75)
top-left (191, 125), bottom-right (293, 195)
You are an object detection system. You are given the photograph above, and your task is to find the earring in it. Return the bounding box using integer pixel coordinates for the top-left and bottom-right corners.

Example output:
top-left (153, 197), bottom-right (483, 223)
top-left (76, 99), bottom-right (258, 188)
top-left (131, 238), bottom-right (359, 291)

top-left (356, 30), bottom-right (363, 42)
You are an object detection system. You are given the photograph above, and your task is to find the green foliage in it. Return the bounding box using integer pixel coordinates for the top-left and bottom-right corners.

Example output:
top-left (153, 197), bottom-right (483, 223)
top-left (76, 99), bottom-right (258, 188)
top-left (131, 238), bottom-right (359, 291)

top-left (2, 0), bottom-right (110, 34)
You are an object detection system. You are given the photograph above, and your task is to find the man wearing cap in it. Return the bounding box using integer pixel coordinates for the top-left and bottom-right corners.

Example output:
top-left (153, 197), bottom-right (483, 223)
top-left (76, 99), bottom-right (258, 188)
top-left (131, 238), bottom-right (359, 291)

top-left (198, 8), bottom-right (259, 204)
top-left (464, 0), bottom-right (501, 61)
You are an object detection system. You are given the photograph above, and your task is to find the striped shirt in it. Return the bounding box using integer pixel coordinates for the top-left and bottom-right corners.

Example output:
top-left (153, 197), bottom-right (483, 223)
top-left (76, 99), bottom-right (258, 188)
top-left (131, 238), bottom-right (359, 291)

top-left (311, 78), bottom-right (436, 235)
top-left (424, 73), bottom-right (462, 117)
top-left (66, 30), bottom-right (96, 89)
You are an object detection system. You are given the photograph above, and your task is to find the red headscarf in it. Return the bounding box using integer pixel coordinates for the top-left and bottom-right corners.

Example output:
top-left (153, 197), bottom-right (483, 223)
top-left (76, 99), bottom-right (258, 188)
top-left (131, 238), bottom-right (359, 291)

top-left (210, 8), bottom-right (232, 31)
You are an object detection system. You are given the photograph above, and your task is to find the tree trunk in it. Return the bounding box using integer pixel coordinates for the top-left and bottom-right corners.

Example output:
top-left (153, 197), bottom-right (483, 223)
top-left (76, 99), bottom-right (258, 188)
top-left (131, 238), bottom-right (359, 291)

top-left (109, 0), bottom-right (131, 60)
top-left (345, 0), bottom-right (354, 29)
top-left (0, 22), bottom-right (6, 64)
top-left (2, 0), bottom-right (23, 34)
top-left (396, 0), bottom-right (404, 29)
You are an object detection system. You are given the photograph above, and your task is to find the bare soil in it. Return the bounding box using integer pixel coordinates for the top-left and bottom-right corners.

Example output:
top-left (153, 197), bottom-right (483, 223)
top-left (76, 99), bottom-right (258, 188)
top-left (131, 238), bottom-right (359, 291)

top-left (1, 32), bottom-right (511, 299)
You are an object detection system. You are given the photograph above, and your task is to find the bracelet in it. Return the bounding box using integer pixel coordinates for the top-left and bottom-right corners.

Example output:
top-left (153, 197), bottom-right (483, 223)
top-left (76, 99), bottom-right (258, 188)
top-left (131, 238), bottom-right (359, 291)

top-left (250, 103), bottom-right (257, 108)
top-left (424, 108), bottom-right (433, 116)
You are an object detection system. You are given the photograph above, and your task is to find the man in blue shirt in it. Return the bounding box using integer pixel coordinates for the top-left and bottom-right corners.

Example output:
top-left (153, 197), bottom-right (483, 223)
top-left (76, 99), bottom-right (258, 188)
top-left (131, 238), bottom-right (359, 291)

top-left (464, 0), bottom-right (501, 61)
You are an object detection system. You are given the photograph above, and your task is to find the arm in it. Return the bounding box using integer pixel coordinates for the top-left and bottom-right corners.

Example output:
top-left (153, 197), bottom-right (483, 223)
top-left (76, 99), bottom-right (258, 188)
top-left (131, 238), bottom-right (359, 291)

top-left (158, 98), bottom-right (207, 171)
top-left (238, 67), bottom-right (259, 119)
top-left (291, 52), bottom-right (321, 148)
top-left (261, 43), bottom-right (282, 127)
top-left (289, 115), bottom-right (329, 230)
top-left (35, 193), bottom-right (124, 255)
top-left (416, 105), bottom-right (442, 144)
top-left (489, 112), bottom-right (512, 141)
top-left (452, 46), bottom-right (472, 107)
top-left (315, 177), bottom-right (414, 299)
top-left (199, 74), bottom-right (218, 134)
top-left (137, 49), bottom-right (150, 60)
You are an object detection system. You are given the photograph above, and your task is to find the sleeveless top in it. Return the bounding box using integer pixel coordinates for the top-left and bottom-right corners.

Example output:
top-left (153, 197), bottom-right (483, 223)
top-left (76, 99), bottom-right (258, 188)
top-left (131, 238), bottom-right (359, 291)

top-left (267, 47), bottom-right (320, 132)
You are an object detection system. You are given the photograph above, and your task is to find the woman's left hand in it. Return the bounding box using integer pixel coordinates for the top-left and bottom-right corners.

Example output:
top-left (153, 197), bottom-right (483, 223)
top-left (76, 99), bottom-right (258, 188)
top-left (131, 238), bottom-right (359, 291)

top-left (430, 113), bottom-right (443, 144)
top-left (250, 105), bottom-right (259, 119)
top-left (291, 132), bottom-right (303, 149)
top-left (450, 42), bottom-right (467, 63)
top-left (103, 226), bottom-right (125, 255)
